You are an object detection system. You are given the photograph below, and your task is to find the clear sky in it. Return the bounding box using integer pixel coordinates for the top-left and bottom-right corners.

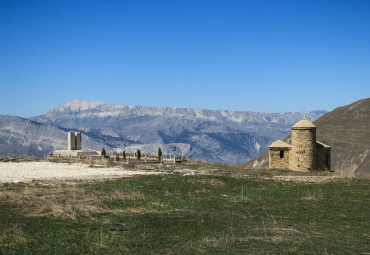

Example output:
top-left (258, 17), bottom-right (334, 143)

top-left (1, 0), bottom-right (369, 117)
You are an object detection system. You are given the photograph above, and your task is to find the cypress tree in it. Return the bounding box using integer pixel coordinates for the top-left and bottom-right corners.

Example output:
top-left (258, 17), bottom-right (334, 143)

top-left (101, 148), bottom-right (106, 157)
top-left (136, 149), bottom-right (141, 160)
top-left (158, 147), bottom-right (162, 160)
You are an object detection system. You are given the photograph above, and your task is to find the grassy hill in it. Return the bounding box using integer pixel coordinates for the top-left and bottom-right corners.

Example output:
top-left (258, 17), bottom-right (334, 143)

top-left (245, 98), bottom-right (370, 177)
top-left (0, 161), bottom-right (369, 254)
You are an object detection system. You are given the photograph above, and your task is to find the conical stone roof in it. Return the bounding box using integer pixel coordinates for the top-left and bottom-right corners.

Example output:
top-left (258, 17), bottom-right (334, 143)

top-left (269, 140), bottom-right (292, 148)
top-left (292, 119), bottom-right (317, 129)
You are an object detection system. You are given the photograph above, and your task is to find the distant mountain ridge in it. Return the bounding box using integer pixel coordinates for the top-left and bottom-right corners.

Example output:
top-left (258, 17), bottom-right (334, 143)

top-left (24, 100), bottom-right (326, 163)
top-left (245, 98), bottom-right (370, 177)
top-left (0, 115), bottom-right (114, 157)
top-left (35, 99), bottom-right (325, 125)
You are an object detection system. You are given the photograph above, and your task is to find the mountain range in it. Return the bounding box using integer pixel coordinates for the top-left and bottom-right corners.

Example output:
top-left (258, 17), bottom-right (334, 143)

top-left (0, 100), bottom-right (326, 164)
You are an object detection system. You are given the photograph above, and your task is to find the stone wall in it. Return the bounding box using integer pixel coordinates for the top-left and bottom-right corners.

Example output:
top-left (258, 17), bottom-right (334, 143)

top-left (269, 148), bottom-right (290, 169)
top-left (290, 128), bottom-right (317, 171)
top-left (317, 147), bottom-right (331, 170)
top-left (52, 150), bottom-right (99, 157)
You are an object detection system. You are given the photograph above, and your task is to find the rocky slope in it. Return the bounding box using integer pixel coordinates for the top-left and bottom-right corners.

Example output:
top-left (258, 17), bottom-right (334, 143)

top-left (245, 98), bottom-right (370, 177)
top-left (0, 115), bottom-right (117, 157)
top-left (26, 100), bottom-right (325, 163)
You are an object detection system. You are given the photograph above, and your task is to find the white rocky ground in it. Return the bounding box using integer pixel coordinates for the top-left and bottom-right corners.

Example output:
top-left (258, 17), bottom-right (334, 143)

top-left (0, 162), bottom-right (164, 184)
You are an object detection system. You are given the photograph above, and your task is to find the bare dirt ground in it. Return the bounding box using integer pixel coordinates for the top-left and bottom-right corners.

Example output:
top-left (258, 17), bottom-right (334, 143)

top-left (0, 157), bottom-right (342, 184)
top-left (0, 161), bottom-right (164, 184)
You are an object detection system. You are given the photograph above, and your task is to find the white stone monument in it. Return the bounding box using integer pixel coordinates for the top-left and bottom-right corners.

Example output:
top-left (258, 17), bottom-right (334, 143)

top-left (68, 132), bottom-right (81, 150)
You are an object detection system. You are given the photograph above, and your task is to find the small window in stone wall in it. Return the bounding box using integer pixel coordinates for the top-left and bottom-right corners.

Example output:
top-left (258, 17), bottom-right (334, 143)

top-left (280, 150), bottom-right (284, 158)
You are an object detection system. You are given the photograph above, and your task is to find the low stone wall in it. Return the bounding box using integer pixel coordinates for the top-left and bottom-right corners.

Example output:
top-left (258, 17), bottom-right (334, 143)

top-left (52, 150), bottom-right (99, 157)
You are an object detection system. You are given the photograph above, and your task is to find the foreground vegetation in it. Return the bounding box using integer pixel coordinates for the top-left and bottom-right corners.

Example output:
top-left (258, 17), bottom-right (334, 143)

top-left (0, 162), bottom-right (369, 254)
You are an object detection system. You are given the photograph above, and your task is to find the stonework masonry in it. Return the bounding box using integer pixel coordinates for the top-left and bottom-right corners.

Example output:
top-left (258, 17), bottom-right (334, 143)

top-left (269, 120), bottom-right (331, 172)
top-left (316, 141), bottom-right (331, 170)
top-left (268, 140), bottom-right (291, 169)
top-left (290, 126), bottom-right (317, 171)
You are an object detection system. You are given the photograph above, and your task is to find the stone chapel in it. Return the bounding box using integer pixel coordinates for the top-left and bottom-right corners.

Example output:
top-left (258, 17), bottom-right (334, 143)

top-left (268, 119), bottom-right (331, 171)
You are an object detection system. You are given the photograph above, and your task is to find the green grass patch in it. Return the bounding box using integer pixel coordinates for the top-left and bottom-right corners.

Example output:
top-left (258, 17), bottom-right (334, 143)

top-left (0, 170), bottom-right (369, 254)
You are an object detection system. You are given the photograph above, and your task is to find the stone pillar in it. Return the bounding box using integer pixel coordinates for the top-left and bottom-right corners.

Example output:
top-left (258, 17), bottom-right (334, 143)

top-left (68, 132), bottom-right (75, 150)
top-left (75, 132), bottom-right (81, 150)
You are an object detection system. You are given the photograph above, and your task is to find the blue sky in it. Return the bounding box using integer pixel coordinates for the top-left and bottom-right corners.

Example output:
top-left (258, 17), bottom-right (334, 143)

top-left (1, 0), bottom-right (369, 117)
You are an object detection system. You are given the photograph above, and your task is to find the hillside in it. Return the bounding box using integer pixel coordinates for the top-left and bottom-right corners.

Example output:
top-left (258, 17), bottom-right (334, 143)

top-left (28, 100), bottom-right (326, 163)
top-left (245, 98), bottom-right (370, 177)
top-left (0, 115), bottom-right (118, 157)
